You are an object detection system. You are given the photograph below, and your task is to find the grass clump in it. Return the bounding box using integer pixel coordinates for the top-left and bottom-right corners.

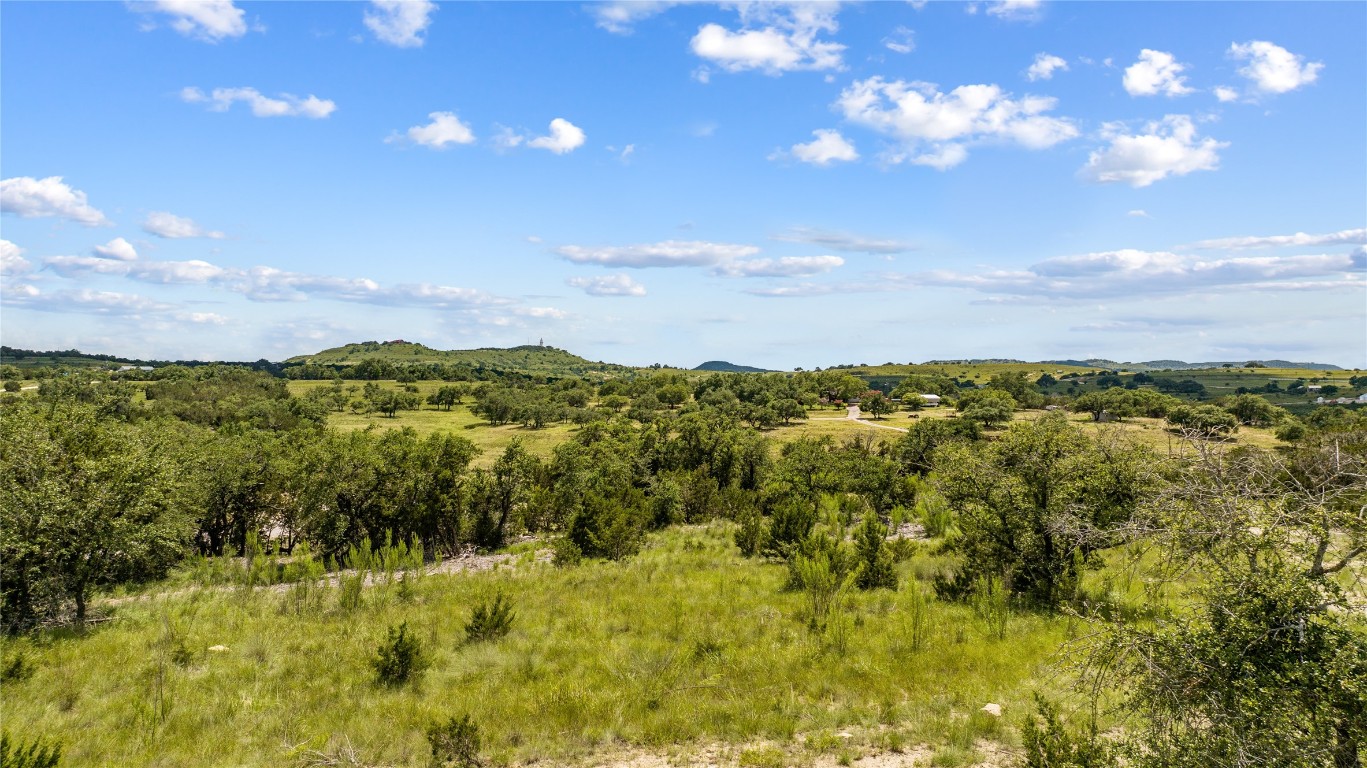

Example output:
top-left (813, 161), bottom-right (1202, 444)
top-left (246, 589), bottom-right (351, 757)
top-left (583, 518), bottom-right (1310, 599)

top-left (737, 745), bottom-right (785, 768)
top-left (372, 621), bottom-right (428, 686)
top-left (464, 591), bottom-right (515, 643)
top-left (427, 714), bottom-right (483, 767)
top-left (1021, 695), bottom-right (1112, 768)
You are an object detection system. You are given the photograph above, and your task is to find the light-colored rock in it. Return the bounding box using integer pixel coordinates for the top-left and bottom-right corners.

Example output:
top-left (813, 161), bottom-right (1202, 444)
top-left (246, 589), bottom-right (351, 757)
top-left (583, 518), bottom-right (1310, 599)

top-left (981, 703), bottom-right (1002, 717)
top-left (208, 645), bottom-right (229, 653)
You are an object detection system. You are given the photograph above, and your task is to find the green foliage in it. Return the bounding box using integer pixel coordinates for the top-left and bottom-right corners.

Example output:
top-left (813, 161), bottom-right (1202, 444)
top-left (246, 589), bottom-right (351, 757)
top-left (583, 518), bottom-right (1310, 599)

top-left (1020, 695), bottom-right (1112, 768)
top-left (0, 733), bottom-right (63, 768)
top-left (893, 417), bottom-right (982, 475)
top-left (568, 491), bottom-right (648, 561)
top-left (970, 576), bottom-right (1010, 641)
top-left (1088, 436), bottom-right (1367, 768)
top-left (985, 371), bottom-right (1045, 409)
top-left (734, 506), bottom-right (764, 557)
top-left (1222, 392), bottom-right (1287, 426)
top-left (0, 401), bottom-right (195, 628)
top-left (1166, 403), bottom-right (1239, 436)
top-left (934, 415), bottom-right (1154, 608)
top-left (915, 490), bottom-right (957, 540)
top-left (464, 592), bottom-right (515, 643)
top-left (853, 514), bottom-right (898, 591)
top-left (788, 533), bottom-right (856, 631)
top-left (372, 621), bottom-right (429, 686)
top-left (761, 498), bottom-right (817, 558)
top-left (956, 388), bottom-right (1017, 424)
top-left (427, 714), bottom-right (483, 768)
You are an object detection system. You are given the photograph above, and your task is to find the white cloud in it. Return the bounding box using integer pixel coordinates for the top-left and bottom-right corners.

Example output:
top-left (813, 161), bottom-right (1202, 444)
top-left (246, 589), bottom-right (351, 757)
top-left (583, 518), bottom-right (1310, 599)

top-left (714, 255), bottom-right (844, 278)
top-left (1026, 53), bottom-right (1067, 81)
top-left (364, 0), bottom-right (437, 48)
top-left (901, 248), bottom-right (1364, 300)
top-left (0, 240), bottom-right (31, 275)
top-left (1081, 115), bottom-right (1226, 187)
top-left (556, 240), bottom-right (759, 268)
top-left (528, 118), bottom-right (586, 154)
top-left (181, 86), bottom-right (336, 118)
top-left (142, 211), bottom-right (226, 239)
top-left (135, 0), bottom-right (248, 42)
top-left (591, 1), bottom-right (679, 34)
top-left (836, 77), bottom-right (1077, 169)
top-left (568, 274), bottom-right (647, 296)
top-left (1127, 209), bottom-right (1151, 218)
top-left (883, 26), bottom-right (915, 54)
top-left (772, 227), bottom-right (914, 254)
top-left (5, 286), bottom-right (177, 317)
top-left (1123, 49), bottom-right (1193, 97)
top-left (985, 0), bottom-right (1042, 21)
top-left (690, 3), bottom-right (845, 75)
top-left (786, 129), bottom-right (859, 166)
top-left (93, 237), bottom-right (139, 261)
top-left (1190, 228), bottom-right (1367, 250)
top-left (43, 248), bottom-right (513, 309)
top-left (1214, 86), bottom-right (1240, 103)
top-left (1, 176), bottom-right (110, 226)
top-left (515, 306), bottom-right (569, 320)
top-left (390, 111), bottom-right (475, 148)
top-left (1229, 40), bottom-right (1323, 94)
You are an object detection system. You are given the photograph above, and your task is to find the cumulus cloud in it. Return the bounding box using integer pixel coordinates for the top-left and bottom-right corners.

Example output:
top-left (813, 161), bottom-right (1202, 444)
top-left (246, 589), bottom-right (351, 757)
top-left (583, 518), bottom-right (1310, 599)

top-left (567, 274), bottom-right (647, 296)
top-left (1123, 49), bottom-right (1193, 97)
top-left (1230, 40), bottom-right (1323, 94)
top-left (1081, 115), bottom-right (1226, 187)
top-left (1190, 228), bottom-right (1367, 250)
top-left (1, 176), bottom-right (110, 226)
top-left (556, 240), bottom-right (759, 268)
top-left (591, 1), bottom-right (679, 34)
top-left (835, 77), bottom-right (1078, 169)
top-left (1214, 86), bottom-right (1240, 103)
top-left (690, 3), bottom-right (845, 75)
top-left (985, 0), bottom-right (1042, 21)
top-left (1, 240), bottom-right (31, 275)
top-left (714, 255), bottom-right (844, 277)
top-left (364, 0), bottom-right (437, 48)
top-left (133, 0), bottom-right (248, 42)
top-left (528, 118), bottom-right (586, 154)
top-left (389, 111), bottom-right (475, 148)
top-left (883, 26), bottom-right (915, 54)
top-left (181, 86), bottom-right (336, 118)
top-left (1026, 53), bottom-right (1067, 81)
top-left (142, 211), bottom-right (226, 239)
top-left (784, 129), bottom-right (859, 166)
top-left (93, 237), bottom-right (138, 261)
top-left (772, 227), bottom-right (914, 254)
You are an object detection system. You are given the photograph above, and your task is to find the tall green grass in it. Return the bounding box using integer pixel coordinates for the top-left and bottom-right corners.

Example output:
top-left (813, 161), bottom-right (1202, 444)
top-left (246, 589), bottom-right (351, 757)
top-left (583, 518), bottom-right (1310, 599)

top-left (3, 524), bottom-right (1074, 766)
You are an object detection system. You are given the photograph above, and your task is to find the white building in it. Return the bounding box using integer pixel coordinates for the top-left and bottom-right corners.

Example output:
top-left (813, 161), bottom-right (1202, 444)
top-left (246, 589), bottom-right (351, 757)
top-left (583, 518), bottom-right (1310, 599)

top-left (920, 394), bottom-right (941, 406)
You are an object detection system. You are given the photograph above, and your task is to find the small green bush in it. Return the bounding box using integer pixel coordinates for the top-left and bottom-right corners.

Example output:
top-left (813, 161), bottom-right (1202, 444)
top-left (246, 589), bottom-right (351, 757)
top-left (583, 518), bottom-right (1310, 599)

top-left (737, 745), bottom-right (785, 768)
top-left (551, 536), bottom-right (582, 567)
top-left (427, 714), bottom-right (482, 768)
top-left (1, 650), bottom-right (34, 683)
top-left (970, 575), bottom-right (1010, 640)
top-left (465, 592), bottom-right (515, 643)
top-left (0, 733), bottom-right (62, 768)
top-left (372, 622), bottom-right (428, 686)
top-left (1021, 695), bottom-right (1113, 768)
top-left (734, 507), bottom-right (764, 557)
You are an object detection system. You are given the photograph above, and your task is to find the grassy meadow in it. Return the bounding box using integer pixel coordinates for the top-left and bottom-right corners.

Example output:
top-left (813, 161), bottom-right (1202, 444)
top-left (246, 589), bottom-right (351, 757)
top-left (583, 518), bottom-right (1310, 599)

top-left (1, 524), bottom-right (1082, 768)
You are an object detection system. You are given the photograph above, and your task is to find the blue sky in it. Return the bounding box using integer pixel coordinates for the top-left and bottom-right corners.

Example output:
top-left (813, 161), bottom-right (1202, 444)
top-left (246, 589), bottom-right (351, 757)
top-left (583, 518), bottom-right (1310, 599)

top-left (2, 1), bottom-right (1363, 368)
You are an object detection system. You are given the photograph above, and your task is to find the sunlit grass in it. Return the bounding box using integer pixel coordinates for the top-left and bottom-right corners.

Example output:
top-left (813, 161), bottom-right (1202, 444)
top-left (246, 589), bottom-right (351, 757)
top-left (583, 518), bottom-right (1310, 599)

top-left (3, 524), bottom-right (1078, 767)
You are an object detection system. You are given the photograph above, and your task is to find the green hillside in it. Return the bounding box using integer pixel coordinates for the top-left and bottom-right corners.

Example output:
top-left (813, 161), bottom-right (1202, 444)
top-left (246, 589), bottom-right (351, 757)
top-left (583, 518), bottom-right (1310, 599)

top-left (285, 340), bottom-right (631, 376)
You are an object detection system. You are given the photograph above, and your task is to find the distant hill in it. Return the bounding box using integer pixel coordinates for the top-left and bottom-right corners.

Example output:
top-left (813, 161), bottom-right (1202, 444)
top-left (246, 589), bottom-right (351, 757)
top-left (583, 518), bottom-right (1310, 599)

top-left (285, 340), bottom-right (631, 376)
top-left (694, 360), bottom-right (771, 373)
top-left (1041, 358), bottom-right (1344, 372)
